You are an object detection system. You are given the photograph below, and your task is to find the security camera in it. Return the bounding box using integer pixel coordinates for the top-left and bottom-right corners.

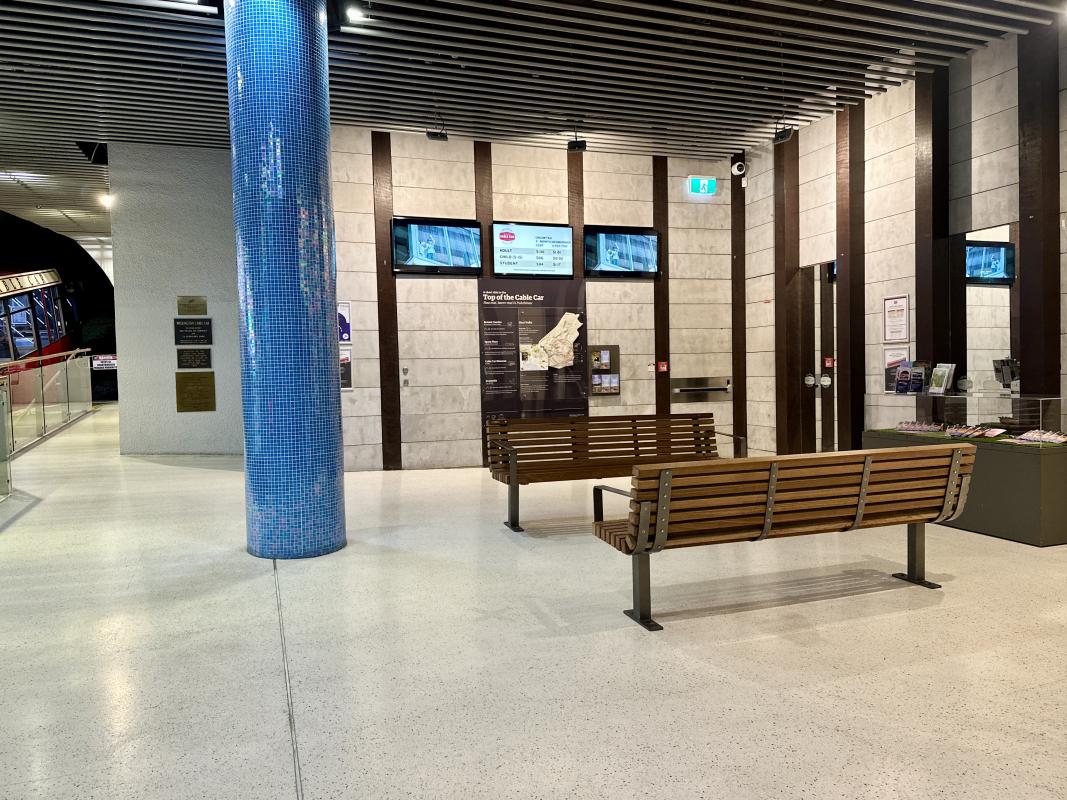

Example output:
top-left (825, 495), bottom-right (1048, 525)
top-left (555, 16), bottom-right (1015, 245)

top-left (731, 161), bottom-right (746, 177)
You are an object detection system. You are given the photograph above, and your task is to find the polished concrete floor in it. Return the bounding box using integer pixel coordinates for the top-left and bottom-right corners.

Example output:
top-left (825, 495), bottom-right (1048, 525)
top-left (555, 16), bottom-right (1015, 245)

top-left (2, 405), bottom-right (1066, 799)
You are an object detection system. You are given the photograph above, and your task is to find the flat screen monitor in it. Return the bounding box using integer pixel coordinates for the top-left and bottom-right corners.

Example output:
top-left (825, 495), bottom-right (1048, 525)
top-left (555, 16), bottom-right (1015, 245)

top-left (965, 241), bottom-right (1015, 285)
top-left (492, 222), bottom-right (573, 278)
top-left (584, 227), bottom-right (659, 277)
top-left (392, 218), bottom-right (482, 275)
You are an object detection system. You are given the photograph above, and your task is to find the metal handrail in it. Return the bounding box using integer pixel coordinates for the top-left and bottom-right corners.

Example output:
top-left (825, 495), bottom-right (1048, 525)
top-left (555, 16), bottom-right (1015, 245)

top-left (0, 348), bottom-right (91, 372)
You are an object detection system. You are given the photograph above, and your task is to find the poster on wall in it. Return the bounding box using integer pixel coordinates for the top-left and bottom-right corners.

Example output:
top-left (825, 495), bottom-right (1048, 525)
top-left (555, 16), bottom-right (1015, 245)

top-left (337, 302), bottom-right (351, 343)
top-left (478, 278), bottom-right (588, 430)
top-left (882, 294), bottom-right (909, 343)
top-left (339, 347), bottom-right (352, 391)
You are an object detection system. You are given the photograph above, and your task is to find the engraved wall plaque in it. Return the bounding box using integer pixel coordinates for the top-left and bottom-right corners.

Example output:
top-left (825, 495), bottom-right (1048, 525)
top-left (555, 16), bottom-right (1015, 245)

top-left (177, 295), bottom-right (208, 316)
top-left (175, 371), bottom-right (216, 412)
top-left (176, 348), bottom-right (212, 370)
top-left (174, 318), bottom-right (213, 345)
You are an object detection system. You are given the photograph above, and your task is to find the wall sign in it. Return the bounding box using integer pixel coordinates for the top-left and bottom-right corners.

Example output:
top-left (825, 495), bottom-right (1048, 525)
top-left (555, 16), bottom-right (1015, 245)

top-left (338, 302), bottom-right (351, 342)
top-left (882, 294), bottom-right (909, 343)
top-left (687, 176), bottom-right (718, 196)
top-left (174, 318), bottom-right (213, 346)
top-left (91, 354), bottom-right (118, 371)
top-left (590, 344), bottom-right (621, 396)
top-left (176, 295), bottom-right (208, 316)
top-left (175, 371), bottom-right (216, 412)
top-left (339, 347), bottom-right (352, 390)
top-left (176, 348), bottom-right (212, 370)
top-left (478, 277), bottom-right (588, 427)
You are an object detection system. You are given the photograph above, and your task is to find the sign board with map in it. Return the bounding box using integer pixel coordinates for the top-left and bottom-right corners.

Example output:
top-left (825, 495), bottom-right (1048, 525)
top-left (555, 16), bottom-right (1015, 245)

top-left (478, 278), bottom-right (588, 438)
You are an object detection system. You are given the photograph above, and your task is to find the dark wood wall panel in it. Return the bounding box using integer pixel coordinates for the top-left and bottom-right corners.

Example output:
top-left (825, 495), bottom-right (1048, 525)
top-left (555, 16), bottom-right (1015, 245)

top-left (774, 136), bottom-right (804, 454)
top-left (567, 151), bottom-right (584, 279)
top-left (835, 104), bottom-right (865, 450)
top-left (730, 152), bottom-right (747, 444)
top-left (820, 264), bottom-right (836, 450)
top-left (474, 141), bottom-right (494, 277)
top-left (372, 131), bottom-right (402, 470)
top-left (652, 155), bottom-right (671, 414)
top-left (1018, 23), bottom-right (1061, 395)
top-left (915, 67), bottom-right (953, 367)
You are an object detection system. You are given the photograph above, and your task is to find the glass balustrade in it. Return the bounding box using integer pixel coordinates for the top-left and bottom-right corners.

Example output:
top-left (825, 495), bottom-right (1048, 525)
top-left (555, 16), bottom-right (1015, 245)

top-left (0, 349), bottom-right (93, 454)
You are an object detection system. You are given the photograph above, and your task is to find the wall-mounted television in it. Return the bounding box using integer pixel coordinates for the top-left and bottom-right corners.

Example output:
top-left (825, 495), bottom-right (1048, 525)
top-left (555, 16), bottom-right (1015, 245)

top-left (392, 218), bottom-right (482, 275)
top-left (584, 227), bottom-right (659, 277)
top-left (492, 222), bottom-right (573, 278)
top-left (965, 241), bottom-right (1015, 286)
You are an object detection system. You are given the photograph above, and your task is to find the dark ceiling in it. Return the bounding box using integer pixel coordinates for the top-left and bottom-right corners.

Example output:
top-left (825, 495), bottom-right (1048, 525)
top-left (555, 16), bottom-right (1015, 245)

top-left (0, 0), bottom-right (1060, 238)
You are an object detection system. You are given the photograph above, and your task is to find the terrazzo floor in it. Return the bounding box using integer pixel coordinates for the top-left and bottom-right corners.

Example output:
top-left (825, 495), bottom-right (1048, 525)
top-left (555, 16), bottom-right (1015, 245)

top-left (2, 404), bottom-right (1066, 799)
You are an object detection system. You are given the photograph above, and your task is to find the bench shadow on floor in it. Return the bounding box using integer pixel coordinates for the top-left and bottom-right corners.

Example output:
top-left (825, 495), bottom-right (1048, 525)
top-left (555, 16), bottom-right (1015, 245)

top-left (529, 559), bottom-right (950, 635)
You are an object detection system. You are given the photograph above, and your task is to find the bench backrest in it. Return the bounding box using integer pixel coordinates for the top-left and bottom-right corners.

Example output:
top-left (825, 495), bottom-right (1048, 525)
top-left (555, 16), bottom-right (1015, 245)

top-left (619, 444), bottom-right (976, 554)
top-left (487, 413), bottom-right (718, 473)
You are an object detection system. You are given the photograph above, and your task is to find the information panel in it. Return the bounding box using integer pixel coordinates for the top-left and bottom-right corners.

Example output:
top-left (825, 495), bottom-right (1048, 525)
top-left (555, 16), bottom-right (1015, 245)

top-left (493, 223), bottom-right (573, 277)
top-left (479, 278), bottom-right (587, 439)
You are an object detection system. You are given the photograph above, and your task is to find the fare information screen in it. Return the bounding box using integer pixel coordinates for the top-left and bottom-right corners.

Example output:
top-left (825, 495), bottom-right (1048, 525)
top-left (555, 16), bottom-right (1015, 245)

top-left (493, 223), bottom-right (573, 277)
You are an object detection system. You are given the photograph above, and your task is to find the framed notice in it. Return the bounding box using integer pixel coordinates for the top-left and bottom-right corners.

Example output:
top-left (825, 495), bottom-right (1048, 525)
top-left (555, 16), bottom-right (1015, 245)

top-left (338, 302), bottom-right (351, 343)
top-left (882, 294), bottom-right (909, 343)
top-left (339, 347), bottom-right (352, 390)
top-left (884, 346), bottom-right (909, 393)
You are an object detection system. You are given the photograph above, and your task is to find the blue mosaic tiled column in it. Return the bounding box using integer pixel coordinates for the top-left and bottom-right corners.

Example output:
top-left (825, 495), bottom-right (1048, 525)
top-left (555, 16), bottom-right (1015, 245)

top-left (224, 0), bottom-right (346, 558)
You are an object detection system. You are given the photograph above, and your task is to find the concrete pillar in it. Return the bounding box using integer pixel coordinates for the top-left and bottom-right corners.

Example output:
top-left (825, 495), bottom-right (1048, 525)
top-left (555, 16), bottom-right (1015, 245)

top-left (224, 0), bottom-right (346, 558)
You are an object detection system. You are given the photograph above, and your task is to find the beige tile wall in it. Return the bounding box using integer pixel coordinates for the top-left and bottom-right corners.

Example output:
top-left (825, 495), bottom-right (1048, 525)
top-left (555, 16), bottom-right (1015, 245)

top-left (331, 125), bottom-right (382, 470)
top-left (666, 157), bottom-right (733, 440)
top-left (745, 143), bottom-right (776, 455)
top-left (948, 36), bottom-right (1020, 235)
top-left (864, 84), bottom-right (918, 430)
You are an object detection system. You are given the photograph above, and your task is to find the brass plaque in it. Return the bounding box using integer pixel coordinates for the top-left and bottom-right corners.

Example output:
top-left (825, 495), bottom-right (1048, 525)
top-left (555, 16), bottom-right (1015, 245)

top-left (177, 295), bottom-right (208, 316)
top-left (175, 371), bottom-right (216, 413)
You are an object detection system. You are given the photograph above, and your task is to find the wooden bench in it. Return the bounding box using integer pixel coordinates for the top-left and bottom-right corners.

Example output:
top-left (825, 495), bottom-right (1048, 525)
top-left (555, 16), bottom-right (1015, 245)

top-left (487, 413), bottom-right (746, 531)
top-left (592, 443), bottom-right (976, 630)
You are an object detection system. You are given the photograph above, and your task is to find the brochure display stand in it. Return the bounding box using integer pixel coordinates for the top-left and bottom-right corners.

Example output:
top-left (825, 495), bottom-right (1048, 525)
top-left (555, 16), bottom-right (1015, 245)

top-left (863, 420), bottom-right (1067, 547)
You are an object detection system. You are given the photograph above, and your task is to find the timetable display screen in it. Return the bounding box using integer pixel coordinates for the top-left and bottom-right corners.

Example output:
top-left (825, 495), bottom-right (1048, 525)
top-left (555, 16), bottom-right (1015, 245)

top-left (493, 223), bottom-right (573, 278)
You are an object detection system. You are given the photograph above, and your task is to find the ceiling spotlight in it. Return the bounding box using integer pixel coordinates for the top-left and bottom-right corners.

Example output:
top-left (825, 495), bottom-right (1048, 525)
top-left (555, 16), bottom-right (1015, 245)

top-left (567, 138), bottom-right (587, 152)
top-left (99, 193), bottom-right (113, 209)
top-left (426, 129), bottom-right (449, 142)
top-left (345, 5), bottom-right (365, 23)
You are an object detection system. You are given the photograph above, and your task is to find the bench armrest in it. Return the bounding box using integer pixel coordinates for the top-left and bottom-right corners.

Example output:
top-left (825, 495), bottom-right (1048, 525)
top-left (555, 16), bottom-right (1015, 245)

top-left (714, 432), bottom-right (748, 458)
top-left (593, 484), bottom-right (631, 522)
top-left (486, 434), bottom-right (517, 455)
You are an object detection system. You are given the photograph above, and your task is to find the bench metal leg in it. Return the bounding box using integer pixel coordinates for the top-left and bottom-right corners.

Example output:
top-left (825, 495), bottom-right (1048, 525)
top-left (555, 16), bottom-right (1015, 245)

top-left (503, 480), bottom-right (523, 532)
top-left (892, 522), bottom-right (941, 589)
top-left (623, 553), bottom-right (663, 631)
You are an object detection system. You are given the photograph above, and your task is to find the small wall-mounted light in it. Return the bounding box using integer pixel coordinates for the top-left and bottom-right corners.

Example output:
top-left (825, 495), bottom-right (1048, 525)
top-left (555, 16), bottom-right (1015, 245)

top-left (100, 193), bottom-right (113, 209)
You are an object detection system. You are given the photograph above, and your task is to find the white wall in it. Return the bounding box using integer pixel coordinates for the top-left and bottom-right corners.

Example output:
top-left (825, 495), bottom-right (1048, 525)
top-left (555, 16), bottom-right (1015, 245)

top-left (109, 143), bottom-right (242, 455)
top-left (745, 143), bottom-right (776, 455)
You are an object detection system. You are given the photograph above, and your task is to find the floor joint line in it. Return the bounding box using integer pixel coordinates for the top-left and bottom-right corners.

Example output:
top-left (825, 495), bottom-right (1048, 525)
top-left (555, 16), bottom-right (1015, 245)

top-left (274, 559), bottom-right (304, 800)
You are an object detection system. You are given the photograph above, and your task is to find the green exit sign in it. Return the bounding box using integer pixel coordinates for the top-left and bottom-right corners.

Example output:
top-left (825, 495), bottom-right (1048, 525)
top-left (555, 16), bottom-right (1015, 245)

top-left (687, 176), bottom-right (718, 196)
